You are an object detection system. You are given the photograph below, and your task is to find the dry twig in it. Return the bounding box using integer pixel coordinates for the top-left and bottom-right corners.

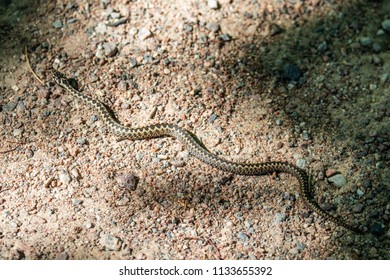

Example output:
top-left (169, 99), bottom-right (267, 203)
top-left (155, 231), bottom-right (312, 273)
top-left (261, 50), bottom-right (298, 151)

top-left (25, 45), bottom-right (44, 85)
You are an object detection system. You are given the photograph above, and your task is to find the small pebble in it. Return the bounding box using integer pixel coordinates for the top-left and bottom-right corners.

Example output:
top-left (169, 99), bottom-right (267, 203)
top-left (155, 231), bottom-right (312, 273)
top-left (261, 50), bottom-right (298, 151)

top-left (55, 252), bottom-right (69, 260)
top-left (370, 223), bottom-right (385, 236)
top-left (118, 80), bottom-right (127, 91)
top-left (357, 189), bottom-right (364, 196)
top-left (143, 54), bottom-right (153, 63)
top-left (178, 151), bottom-right (189, 159)
top-left (76, 138), bottom-right (87, 145)
top-left (296, 158), bottom-right (307, 169)
top-left (70, 168), bottom-right (81, 180)
top-left (25, 149), bottom-right (34, 158)
top-left (237, 232), bottom-right (250, 241)
top-left (274, 141), bottom-right (283, 150)
top-left (183, 23), bottom-right (193, 33)
top-left (136, 152), bottom-right (145, 160)
top-left (244, 220), bottom-right (253, 228)
top-left (352, 204), bottom-right (364, 213)
top-left (138, 28), bottom-right (152, 40)
top-left (67, 18), bottom-right (77, 24)
top-left (115, 174), bottom-right (137, 191)
top-left (317, 41), bottom-right (327, 52)
top-left (89, 115), bottom-right (98, 123)
top-left (103, 42), bottom-right (118, 57)
top-left (379, 73), bottom-right (389, 84)
top-left (71, 198), bottom-right (82, 206)
top-left (302, 130), bottom-right (311, 140)
top-left (170, 160), bottom-right (186, 167)
top-left (111, 12), bottom-right (121, 19)
top-left (13, 129), bottom-right (22, 137)
top-left (59, 171), bottom-right (71, 185)
top-left (359, 37), bottom-right (373, 47)
top-left (328, 174), bottom-right (347, 187)
top-left (275, 119), bottom-right (283, 126)
top-left (129, 57), bottom-right (138, 68)
top-left (85, 222), bottom-right (93, 229)
top-left (3, 101), bottom-right (14, 112)
top-left (283, 63), bottom-right (302, 82)
top-left (95, 22), bottom-right (106, 34)
top-left (208, 113), bottom-right (218, 123)
top-left (207, 22), bottom-right (220, 32)
top-left (95, 48), bottom-right (105, 59)
top-left (381, 19), bottom-right (390, 33)
top-left (219, 34), bottom-right (231, 41)
top-left (372, 42), bottom-right (382, 53)
top-left (371, 55), bottom-right (382, 66)
top-left (296, 242), bottom-right (306, 251)
top-left (16, 101), bottom-right (25, 113)
top-left (198, 34), bottom-right (208, 43)
top-left (273, 213), bottom-right (286, 224)
top-left (289, 248), bottom-right (299, 255)
top-left (325, 169), bottom-right (337, 177)
top-left (53, 20), bottom-right (63, 29)
top-left (100, 234), bottom-right (122, 251)
top-left (208, 0), bottom-right (219, 9)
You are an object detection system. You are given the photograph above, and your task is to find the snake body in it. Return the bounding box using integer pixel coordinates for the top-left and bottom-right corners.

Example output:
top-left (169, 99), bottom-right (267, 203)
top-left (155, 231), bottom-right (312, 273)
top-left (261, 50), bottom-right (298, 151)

top-left (51, 70), bottom-right (361, 233)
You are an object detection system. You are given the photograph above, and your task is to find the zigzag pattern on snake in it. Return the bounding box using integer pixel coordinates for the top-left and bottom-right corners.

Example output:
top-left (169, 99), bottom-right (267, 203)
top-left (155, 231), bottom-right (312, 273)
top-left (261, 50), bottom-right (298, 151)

top-left (51, 69), bottom-right (362, 234)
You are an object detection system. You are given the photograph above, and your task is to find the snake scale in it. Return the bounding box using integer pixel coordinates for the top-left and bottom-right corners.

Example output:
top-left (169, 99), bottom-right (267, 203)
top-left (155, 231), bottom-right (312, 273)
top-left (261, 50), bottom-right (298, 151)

top-left (51, 69), bottom-right (361, 234)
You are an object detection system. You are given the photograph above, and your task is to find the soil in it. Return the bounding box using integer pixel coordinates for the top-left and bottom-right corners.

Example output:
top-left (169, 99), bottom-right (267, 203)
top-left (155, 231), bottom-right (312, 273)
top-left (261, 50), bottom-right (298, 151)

top-left (0, 0), bottom-right (389, 260)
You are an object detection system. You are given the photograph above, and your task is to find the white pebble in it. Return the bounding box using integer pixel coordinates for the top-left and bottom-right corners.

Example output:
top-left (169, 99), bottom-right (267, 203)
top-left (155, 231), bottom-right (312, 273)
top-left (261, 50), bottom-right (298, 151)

top-left (208, 0), bottom-right (219, 9)
top-left (59, 171), bottom-right (71, 185)
top-left (138, 28), bottom-right (152, 40)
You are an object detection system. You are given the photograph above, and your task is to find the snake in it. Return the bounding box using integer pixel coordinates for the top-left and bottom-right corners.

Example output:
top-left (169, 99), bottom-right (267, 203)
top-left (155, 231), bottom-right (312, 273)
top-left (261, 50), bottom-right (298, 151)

top-left (51, 69), bottom-right (362, 234)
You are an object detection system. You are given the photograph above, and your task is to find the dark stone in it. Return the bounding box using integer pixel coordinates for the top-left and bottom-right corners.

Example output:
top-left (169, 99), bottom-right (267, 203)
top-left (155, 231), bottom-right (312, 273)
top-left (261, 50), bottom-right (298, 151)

top-left (283, 63), bottom-right (302, 82)
top-left (370, 223), bottom-right (385, 236)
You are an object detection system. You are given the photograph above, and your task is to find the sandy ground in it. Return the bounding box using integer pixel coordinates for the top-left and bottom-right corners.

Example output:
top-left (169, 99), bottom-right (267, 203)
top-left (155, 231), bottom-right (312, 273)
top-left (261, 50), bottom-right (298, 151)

top-left (0, 0), bottom-right (389, 259)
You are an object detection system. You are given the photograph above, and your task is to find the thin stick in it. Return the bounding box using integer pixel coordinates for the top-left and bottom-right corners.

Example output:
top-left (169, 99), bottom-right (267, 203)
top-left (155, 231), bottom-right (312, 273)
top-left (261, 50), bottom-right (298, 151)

top-left (0, 146), bottom-right (19, 154)
top-left (24, 45), bottom-right (44, 85)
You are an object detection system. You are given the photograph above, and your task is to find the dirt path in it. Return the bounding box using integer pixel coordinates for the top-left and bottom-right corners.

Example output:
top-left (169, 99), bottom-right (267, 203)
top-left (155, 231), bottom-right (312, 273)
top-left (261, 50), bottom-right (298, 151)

top-left (0, 0), bottom-right (389, 259)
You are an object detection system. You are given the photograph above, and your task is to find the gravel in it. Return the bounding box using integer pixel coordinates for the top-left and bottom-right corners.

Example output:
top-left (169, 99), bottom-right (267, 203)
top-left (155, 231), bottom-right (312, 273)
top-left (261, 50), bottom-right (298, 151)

top-left (0, 0), bottom-right (387, 261)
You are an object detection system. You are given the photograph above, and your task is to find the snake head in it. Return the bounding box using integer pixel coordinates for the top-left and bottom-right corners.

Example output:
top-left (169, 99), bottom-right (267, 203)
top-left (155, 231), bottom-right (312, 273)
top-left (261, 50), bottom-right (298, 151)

top-left (51, 69), bottom-right (69, 87)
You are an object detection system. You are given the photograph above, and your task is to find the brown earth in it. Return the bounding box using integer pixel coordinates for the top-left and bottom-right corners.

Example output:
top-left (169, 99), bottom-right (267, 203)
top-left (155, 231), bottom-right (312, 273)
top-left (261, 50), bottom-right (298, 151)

top-left (0, 0), bottom-right (389, 259)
